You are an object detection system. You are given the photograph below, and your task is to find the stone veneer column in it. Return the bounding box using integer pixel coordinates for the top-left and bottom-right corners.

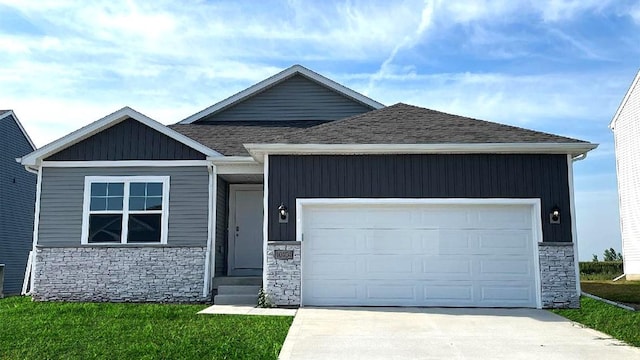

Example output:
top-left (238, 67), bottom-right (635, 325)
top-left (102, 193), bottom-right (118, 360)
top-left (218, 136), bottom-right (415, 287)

top-left (538, 243), bottom-right (580, 308)
top-left (265, 241), bottom-right (301, 306)
top-left (33, 246), bottom-right (207, 303)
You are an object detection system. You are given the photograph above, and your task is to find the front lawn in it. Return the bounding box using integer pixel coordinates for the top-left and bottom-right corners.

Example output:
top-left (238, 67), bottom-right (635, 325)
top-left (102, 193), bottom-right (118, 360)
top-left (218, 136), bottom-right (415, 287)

top-left (553, 297), bottom-right (640, 347)
top-left (0, 297), bottom-right (293, 359)
top-left (581, 280), bottom-right (640, 309)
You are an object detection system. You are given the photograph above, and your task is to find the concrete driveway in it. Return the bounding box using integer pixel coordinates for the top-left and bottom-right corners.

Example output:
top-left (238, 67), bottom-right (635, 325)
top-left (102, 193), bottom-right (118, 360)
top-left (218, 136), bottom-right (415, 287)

top-left (279, 307), bottom-right (640, 359)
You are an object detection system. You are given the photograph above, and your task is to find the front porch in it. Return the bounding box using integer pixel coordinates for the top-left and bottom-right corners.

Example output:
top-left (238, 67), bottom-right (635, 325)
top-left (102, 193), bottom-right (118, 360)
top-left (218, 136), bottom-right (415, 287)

top-left (211, 171), bottom-right (264, 305)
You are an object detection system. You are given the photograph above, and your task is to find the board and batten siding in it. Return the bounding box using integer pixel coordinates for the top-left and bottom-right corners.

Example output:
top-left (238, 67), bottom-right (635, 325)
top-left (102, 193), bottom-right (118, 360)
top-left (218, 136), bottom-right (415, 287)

top-left (46, 118), bottom-right (206, 161)
top-left (613, 77), bottom-right (640, 276)
top-left (38, 167), bottom-right (208, 247)
top-left (268, 154), bottom-right (571, 243)
top-left (0, 115), bottom-right (36, 294)
top-left (198, 74), bottom-right (373, 123)
top-left (215, 177), bottom-right (229, 276)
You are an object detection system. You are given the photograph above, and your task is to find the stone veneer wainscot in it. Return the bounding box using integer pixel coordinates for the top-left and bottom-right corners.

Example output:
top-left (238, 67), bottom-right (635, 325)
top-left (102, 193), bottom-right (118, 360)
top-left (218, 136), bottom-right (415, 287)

top-left (265, 241), bottom-right (301, 306)
top-left (33, 246), bottom-right (207, 303)
top-left (538, 242), bottom-right (580, 308)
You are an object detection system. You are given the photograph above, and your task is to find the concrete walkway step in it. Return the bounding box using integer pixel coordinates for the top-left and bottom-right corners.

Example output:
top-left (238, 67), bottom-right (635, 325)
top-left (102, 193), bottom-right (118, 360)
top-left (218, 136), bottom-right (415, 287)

top-left (218, 285), bottom-right (261, 295)
top-left (213, 276), bottom-right (262, 287)
top-left (214, 294), bottom-right (258, 305)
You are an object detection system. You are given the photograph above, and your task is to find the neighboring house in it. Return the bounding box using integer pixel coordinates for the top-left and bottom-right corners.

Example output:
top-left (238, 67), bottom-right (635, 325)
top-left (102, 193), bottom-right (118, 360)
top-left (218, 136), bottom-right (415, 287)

top-left (0, 110), bottom-right (36, 295)
top-left (19, 65), bottom-right (597, 308)
top-left (610, 69), bottom-right (640, 280)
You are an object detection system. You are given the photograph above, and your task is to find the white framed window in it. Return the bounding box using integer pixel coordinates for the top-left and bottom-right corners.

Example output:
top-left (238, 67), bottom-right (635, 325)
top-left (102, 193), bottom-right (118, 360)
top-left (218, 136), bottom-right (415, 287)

top-left (81, 176), bottom-right (170, 244)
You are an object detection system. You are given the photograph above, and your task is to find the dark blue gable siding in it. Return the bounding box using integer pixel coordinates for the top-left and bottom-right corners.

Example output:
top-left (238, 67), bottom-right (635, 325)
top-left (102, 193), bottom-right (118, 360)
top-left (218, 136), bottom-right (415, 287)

top-left (268, 154), bottom-right (571, 243)
top-left (0, 115), bottom-right (36, 294)
top-left (46, 118), bottom-right (206, 161)
top-left (198, 74), bottom-right (374, 123)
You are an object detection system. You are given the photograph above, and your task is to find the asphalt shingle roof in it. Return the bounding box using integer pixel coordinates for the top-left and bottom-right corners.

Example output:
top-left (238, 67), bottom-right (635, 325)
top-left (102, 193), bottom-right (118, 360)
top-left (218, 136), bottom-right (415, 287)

top-left (169, 120), bottom-right (328, 156)
top-left (274, 103), bottom-right (586, 144)
top-left (170, 103), bottom-right (587, 156)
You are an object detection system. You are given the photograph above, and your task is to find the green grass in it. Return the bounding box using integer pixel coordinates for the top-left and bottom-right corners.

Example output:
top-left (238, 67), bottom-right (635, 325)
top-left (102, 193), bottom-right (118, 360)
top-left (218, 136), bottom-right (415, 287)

top-left (581, 280), bottom-right (640, 307)
top-left (0, 297), bottom-right (293, 360)
top-left (553, 297), bottom-right (640, 347)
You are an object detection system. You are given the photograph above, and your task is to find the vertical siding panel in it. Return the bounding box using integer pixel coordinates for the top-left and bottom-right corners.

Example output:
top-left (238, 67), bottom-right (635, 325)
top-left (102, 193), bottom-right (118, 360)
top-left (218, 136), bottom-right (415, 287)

top-left (269, 154), bottom-right (572, 242)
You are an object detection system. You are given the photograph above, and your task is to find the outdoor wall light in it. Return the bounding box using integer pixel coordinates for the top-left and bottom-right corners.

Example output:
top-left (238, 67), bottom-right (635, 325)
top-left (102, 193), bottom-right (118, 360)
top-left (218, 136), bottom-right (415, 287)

top-left (550, 206), bottom-right (561, 224)
top-left (278, 203), bottom-right (289, 223)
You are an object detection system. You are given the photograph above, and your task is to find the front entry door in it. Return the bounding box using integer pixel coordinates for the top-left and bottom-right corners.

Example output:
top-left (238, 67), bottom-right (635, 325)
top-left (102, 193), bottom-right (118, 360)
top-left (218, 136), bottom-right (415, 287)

top-left (228, 185), bottom-right (264, 276)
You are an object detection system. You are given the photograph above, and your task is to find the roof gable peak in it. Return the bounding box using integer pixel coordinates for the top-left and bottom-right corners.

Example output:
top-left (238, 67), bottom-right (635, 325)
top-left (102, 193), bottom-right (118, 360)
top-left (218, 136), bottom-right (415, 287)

top-left (0, 109), bottom-right (36, 150)
top-left (610, 69), bottom-right (640, 130)
top-left (179, 64), bottom-right (384, 124)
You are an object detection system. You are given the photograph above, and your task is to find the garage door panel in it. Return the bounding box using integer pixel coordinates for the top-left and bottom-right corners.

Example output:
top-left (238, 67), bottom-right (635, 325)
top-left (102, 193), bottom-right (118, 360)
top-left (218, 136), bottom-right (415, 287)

top-left (478, 231), bottom-right (531, 250)
top-left (302, 202), bottom-right (539, 308)
top-left (424, 284), bottom-right (473, 301)
top-left (480, 284), bottom-right (534, 303)
top-left (366, 284), bottom-right (416, 300)
top-left (365, 256), bottom-right (415, 273)
top-left (422, 258), bottom-right (471, 274)
top-left (306, 229), bottom-right (358, 252)
top-left (475, 206), bottom-right (531, 229)
top-left (479, 259), bottom-right (532, 276)
top-left (306, 257), bottom-right (357, 278)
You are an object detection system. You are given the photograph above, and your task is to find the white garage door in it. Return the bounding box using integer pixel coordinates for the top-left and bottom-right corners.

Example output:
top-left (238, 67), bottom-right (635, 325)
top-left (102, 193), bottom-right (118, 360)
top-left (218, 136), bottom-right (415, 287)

top-left (301, 201), bottom-right (540, 308)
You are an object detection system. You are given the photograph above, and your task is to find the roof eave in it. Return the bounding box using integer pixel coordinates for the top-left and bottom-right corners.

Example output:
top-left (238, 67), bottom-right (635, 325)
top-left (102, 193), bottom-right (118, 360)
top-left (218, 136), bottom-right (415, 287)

top-left (244, 142), bottom-right (599, 162)
top-left (178, 65), bottom-right (384, 124)
top-left (610, 69), bottom-right (640, 130)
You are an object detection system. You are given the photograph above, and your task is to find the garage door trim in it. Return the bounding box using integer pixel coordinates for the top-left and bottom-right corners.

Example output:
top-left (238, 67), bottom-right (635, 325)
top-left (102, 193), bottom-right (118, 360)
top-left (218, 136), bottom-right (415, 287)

top-left (296, 198), bottom-right (543, 308)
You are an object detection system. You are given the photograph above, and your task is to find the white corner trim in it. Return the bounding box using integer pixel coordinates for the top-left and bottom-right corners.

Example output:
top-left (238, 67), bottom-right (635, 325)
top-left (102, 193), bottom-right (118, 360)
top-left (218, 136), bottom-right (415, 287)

top-left (29, 166), bottom-right (43, 294)
top-left (20, 107), bottom-right (221, 166)
top-left (610, 69), bottom-right (640, 130)
top-left (531, 199), bottom-right (544, 309)
top-left (262, 154), bottom-right (269, 288)
top-left (41, 160), bottom-right (211, 168)
top-left (567, 154), bottom-right (581, 295)
top-left (244, 142), bottom-right (599, 162)
top-left (203, 164), bottom-right (217, 297)
top-left (178, 65), bottom-right (384, 124)
top-left (0, 110), bottom-right (36, 150)
top-left (80, 175), bottom-right (170, 245)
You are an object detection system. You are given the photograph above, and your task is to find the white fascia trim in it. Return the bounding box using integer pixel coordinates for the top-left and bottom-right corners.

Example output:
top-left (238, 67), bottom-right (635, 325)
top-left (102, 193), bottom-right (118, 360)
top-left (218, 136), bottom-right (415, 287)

top-left (179, 65), bottom-right (384, 124)
top-left (610, 69), bottom-right (640, 130)
top-left (20, 107), bottom-right (221, 166)
top-left (41, 160), bottom-right (211, 167)
top-left (245, 142), bottom-right (599, 161)
top-left (208, 156), bottom-right (263, 175)
top-left (0, 110), bottom-right (36, 150)
top-left (295, 197), bottom-right (544, 309)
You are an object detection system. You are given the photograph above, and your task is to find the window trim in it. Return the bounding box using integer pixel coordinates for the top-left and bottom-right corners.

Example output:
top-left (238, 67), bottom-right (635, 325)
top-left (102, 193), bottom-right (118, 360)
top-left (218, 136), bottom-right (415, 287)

top-left (81, 176), bottom-right (170, 245)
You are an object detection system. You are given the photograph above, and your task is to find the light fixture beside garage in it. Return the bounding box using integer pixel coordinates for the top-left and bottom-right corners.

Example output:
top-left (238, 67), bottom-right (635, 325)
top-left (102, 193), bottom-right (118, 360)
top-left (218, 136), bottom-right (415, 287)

top-left (550, 206), bottom-right (561, 224)
top-left (278, 203), bottom-right (289, 223)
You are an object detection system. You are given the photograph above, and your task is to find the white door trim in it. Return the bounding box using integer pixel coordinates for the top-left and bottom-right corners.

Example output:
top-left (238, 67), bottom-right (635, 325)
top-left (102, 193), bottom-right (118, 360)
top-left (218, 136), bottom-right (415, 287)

top-left (228, 184), bottom-right (264, 276)
top-left (296, 197), bottom-right (543, 309)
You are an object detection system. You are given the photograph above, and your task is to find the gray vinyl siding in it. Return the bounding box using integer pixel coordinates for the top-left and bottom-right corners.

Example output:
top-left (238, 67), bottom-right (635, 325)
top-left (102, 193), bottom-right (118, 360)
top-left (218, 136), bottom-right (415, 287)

top-left (46, 118), bottom-right (206, 161)
top-left (38, 166), bottom-right (208, 247)
top-left (215, 177), bottom-right (228, 276)
top-left (0, 115), bottom-right (36, 294)
top-left (199, 75), bottom-right (373, 123)
top-left (268, 154), bottom-right (571, 243)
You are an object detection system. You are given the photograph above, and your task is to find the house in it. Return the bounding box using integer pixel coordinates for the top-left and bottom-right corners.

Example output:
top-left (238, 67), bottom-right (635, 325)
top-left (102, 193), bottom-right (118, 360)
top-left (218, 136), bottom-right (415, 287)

top-left (19, 65), bottom-right (596, 308)
top-left (610, 69), bottom-right (640, 280)
top-left (0, 110), bottom-right (36, 296)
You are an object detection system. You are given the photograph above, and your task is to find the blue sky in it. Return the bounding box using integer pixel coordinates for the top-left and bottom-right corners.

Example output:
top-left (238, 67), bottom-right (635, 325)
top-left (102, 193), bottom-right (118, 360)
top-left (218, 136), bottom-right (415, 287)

top-left (1, 1), bottom-right (639, 260)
